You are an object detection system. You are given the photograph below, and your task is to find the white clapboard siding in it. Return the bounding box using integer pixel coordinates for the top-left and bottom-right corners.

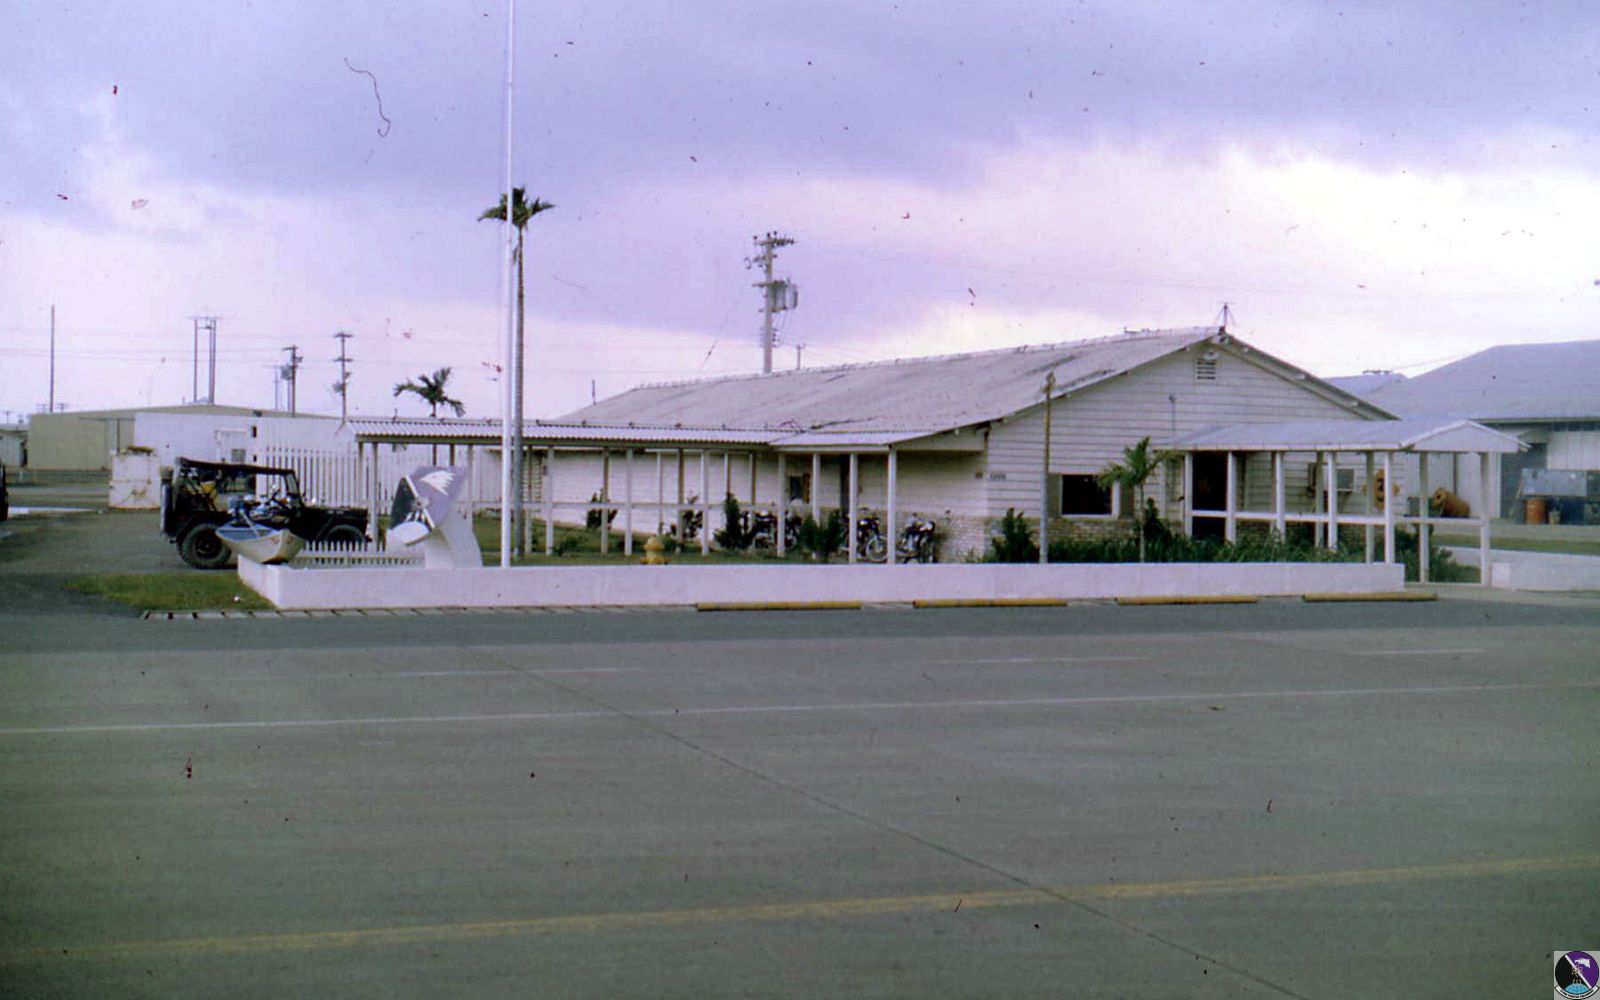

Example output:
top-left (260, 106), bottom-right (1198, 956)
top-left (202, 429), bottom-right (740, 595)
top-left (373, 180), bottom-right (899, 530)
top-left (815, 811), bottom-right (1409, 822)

top-left (985, 347), bottom-right (1372, 518)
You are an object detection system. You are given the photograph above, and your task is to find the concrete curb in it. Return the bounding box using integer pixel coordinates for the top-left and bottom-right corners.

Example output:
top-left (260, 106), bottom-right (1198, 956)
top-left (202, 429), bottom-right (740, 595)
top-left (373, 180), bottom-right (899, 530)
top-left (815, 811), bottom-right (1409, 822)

top-left (1114, 595), bottom-right (1259, 606)
top-left (696, 600), bottom-right (864, 612)
top-left (912, 597), bottom-right (1069, 608)
top-left (1301, 591), bottom-right (1436, 603)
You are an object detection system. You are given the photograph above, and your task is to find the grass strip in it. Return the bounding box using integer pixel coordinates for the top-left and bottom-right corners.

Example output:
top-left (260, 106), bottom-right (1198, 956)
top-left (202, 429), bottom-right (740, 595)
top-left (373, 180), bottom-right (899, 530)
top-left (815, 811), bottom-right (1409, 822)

top-left (66, 573), bottom-right (273, 612)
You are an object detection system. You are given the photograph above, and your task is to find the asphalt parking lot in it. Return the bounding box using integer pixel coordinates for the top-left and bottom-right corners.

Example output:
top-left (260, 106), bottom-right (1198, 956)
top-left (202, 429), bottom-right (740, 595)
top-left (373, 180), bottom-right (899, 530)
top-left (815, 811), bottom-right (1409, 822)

top-left (2, 503), bottom-right (1598, 998)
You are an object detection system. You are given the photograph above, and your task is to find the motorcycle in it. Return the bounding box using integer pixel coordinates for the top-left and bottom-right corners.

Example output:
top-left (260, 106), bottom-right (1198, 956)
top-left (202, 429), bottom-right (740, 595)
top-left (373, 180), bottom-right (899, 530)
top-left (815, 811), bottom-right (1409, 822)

top-left (746, 509), bottom-right (804, 550)
top-left (897, 514), bottom-right (938, 563)
top-left (856, 513), bottom-right (888, 562)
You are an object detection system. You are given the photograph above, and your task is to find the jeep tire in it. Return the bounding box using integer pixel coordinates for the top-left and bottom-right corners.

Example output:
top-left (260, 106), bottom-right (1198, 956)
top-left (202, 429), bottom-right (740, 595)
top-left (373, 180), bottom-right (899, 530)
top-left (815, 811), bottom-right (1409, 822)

top-left (179, 524), bottom-right (232, 569)
top-left (321, 524), bottom-right (368, 549)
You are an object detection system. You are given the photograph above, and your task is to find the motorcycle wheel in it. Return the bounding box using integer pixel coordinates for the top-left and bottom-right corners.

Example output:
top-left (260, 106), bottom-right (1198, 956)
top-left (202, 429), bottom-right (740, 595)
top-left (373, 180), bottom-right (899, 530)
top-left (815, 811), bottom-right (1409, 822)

top-left (863, 534), bottom-right (888, 563)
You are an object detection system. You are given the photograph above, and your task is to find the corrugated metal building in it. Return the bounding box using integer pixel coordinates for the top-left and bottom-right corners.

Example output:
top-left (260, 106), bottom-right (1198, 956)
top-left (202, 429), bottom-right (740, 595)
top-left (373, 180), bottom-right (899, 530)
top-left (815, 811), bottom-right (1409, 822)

top-left (1357, 339), bottom-right (1600, 520)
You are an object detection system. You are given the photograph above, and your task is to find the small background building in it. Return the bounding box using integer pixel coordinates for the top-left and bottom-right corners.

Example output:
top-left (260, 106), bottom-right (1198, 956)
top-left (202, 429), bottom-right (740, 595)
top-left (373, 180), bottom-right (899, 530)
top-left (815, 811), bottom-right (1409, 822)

top-left (1344, 339), bottom-right (1600, 522)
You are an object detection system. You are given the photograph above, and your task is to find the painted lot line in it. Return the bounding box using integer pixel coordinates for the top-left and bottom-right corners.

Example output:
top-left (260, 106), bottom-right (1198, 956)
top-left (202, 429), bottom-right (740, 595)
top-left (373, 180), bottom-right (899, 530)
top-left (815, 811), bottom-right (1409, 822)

top-left (9, 853), bottom-right (1593, 964)
top-left (2, 679), bottom-right (1594, 737)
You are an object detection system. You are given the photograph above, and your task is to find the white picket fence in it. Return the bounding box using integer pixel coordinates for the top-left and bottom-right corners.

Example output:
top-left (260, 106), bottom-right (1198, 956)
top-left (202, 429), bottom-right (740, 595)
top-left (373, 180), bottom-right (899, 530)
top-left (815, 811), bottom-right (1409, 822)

top-left (294, 536), bottom-right (421, 568)
top-left (255, 444), bottom-right (535, 513)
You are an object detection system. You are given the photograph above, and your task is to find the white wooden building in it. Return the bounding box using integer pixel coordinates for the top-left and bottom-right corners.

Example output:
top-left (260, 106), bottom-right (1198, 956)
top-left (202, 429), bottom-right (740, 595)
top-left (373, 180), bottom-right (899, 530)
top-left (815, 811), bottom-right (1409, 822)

top-left (358, 327), bottom-right (1478, 560)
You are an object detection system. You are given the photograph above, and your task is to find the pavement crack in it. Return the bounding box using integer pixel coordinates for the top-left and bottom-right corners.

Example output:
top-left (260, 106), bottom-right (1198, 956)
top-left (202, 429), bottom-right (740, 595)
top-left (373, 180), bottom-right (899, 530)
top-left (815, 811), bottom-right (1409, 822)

top-left (471, 648), bottom-right (1315, 999)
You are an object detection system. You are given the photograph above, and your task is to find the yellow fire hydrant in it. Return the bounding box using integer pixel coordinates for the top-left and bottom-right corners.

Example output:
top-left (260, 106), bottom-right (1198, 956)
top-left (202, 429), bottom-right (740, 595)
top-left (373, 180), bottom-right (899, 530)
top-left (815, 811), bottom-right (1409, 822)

top-left (642, 534), bottom-right (668, 565)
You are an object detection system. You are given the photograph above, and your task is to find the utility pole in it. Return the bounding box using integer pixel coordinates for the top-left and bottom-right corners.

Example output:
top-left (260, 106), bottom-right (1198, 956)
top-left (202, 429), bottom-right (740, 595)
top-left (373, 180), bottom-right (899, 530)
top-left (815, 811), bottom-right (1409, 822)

top-left (281, 345), bottom-right (303, 415)
top-left (332, 330), bottom-right (353, 424)
top-left (1041, 371), bottom-right (1055, 564)
top-left (190, 316), bottom-right (219, 403)
top-left (747, 232), bottom-right (797, 375)
top-left (794, 343), bottom-right (805, 371)
top-left (48, 305), bottom-right (56, 413)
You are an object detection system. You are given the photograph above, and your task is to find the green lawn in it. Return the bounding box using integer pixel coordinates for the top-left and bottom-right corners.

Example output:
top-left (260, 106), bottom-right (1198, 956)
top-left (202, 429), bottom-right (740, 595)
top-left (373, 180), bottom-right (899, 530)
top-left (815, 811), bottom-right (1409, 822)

top-left (65, 573), bottom-right (274, 612)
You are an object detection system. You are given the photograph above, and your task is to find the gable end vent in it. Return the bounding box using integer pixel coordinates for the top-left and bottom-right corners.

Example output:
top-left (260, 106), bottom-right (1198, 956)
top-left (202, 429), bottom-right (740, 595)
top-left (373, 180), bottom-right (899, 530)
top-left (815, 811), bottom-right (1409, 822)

top-left (1195, 353), bottom-right (1219, 381)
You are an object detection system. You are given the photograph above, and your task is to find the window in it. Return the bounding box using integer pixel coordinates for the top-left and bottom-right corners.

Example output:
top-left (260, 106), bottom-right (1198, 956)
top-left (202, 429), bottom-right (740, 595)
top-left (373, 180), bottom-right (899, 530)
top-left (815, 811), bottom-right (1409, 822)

top-left (1060, 474), bottom-right (1113, 516)
top-left (787, 473), bottom-right (811, 503)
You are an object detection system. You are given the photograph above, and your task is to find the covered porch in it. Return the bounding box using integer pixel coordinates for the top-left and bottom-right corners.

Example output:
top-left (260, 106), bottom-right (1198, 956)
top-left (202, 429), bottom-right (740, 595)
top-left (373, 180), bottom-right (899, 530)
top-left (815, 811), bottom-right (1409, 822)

top-left (1161, 418), bottom-right (1526, 583)
top-left (348, 419), bottom-right (978, 564)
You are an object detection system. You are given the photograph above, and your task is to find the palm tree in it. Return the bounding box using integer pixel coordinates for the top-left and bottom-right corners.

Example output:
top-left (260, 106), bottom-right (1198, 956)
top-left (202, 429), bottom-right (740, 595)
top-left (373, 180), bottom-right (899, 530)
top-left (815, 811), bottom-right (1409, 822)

top-left (392, 367), bottom-right (466, 418)
top-left (480, 187), bottom-right (555, 552)
top-left (1097, 436), bottom-right (1175, 563)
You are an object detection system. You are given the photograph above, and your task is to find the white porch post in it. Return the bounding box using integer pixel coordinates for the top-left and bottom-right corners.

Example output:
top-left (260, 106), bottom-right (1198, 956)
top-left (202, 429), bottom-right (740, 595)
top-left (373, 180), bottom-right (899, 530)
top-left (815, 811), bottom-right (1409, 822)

top-left (1325, 451), bottom-right (1339, 551)
top-left (1381, 452), bottom-right (1395, 563)
top-left (1478, 450), bottom-right (1492, 586)
top-left (1224, 450), bottom-right (1238, 543)
top-left (544, 447), bottom-right (555, 555)
top-left (847, 452), bottom-right (859, 563)
top-left (699, 449), bottom-right (710, 556)
top-left (722, 451), bottom-right (731, 500)
top-left (1363, 452), bottom-right (1375, 563)
top-left (362, 443), bottom-right (376, 541)
top-left (655, 451), bottom-right (664, 535)
top-left (1183, 452), bottom-right (1194, 537)
top-left (1272, 451), bottom-right (1286, 539)
top-left (676, 448), bottom-right (686, 542)
top-left (624, 448), bottom-right (634, 557)
top-left (599, 449), bottom-right (611, 555)
top-left (749, 452), bottom-right (757, 505)
top-left (886, 447), bottom-right (898, 566)
top-left (1417, 453), bottom-right (1431, 583)
top-left (776, 452), bottom-right (788, 556)
top-left (811, 452), bottom-right (822, 522)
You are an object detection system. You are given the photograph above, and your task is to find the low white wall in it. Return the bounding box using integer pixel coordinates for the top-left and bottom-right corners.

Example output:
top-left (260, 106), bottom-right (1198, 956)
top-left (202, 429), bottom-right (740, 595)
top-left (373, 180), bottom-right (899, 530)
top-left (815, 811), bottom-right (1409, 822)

top-left (1445, 545), bottom-right (1600, 592)
top-left (240, 559), bottom-right (1404, 611)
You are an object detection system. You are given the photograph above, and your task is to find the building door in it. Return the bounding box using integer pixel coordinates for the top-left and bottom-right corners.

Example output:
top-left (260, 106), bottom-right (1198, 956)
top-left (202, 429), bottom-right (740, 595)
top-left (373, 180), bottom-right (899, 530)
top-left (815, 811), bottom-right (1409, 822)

top-left (1191, 452), bottom-right (1227, 540)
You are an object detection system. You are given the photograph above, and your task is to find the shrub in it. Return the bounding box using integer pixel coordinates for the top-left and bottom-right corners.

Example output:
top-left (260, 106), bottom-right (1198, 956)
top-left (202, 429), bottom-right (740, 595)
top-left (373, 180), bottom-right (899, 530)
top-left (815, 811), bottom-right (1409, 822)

top-left (990, 508), bottom-right (1039, 562)
top-left (798, 510), bottom-right (845, 561)
top-left (585, 492), bottom-right (617, 530)
top-left (1393, 527), bottom-right (1477, 583)
top-left (714, 494), bottom-right (750, 550)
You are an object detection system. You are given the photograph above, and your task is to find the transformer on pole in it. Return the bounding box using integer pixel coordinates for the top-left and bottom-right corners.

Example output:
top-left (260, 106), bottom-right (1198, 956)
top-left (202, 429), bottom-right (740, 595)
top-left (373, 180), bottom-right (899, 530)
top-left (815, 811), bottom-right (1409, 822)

top-left (747, 232), bottom-right (797, 375)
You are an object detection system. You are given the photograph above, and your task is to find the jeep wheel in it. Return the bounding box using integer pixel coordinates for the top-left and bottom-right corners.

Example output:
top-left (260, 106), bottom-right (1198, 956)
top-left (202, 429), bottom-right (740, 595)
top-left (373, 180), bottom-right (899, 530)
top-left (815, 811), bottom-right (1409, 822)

top-left (321, 524), bottom-right (368, 549)
top-left (179, 524), bottom-right (232, 569)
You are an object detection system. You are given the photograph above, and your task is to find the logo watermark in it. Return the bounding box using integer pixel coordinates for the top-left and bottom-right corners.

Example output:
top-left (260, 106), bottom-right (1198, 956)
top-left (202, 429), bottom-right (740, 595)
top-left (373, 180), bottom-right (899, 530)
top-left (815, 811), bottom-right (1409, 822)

top-left (1556, 951), bottom-right (1600, 999)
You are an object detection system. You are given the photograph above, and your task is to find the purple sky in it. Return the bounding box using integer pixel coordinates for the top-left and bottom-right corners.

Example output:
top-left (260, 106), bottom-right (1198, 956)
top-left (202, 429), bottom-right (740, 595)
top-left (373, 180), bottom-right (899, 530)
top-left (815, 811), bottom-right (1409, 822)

top-left (3, 1), bottom-right (1597, 422)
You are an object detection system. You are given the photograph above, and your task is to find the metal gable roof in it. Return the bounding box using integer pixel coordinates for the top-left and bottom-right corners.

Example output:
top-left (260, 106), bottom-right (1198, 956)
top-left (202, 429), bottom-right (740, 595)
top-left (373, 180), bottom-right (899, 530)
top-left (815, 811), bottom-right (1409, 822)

top-left (1363, 339), bottom-right (1600, 422)
top-left (559, 327), bottom-right (1222, 435)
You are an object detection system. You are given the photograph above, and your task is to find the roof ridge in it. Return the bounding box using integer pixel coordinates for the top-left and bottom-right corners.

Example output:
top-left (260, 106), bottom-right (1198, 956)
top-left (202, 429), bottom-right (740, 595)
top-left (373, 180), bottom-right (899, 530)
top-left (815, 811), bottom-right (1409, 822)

top-left (618, 326), bottom-right (1219, 395)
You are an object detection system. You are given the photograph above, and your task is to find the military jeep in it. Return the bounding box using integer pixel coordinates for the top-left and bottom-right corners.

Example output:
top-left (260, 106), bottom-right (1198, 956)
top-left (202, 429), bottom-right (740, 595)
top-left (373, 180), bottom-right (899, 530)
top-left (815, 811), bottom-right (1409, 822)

top-left (160, 457), bottom-right (368, 569)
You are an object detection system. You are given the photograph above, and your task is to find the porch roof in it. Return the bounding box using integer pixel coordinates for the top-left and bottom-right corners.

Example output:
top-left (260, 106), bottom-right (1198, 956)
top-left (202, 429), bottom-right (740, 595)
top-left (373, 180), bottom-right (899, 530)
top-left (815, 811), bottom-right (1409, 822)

top-left (1160, 417), bottom-right (1525, 454)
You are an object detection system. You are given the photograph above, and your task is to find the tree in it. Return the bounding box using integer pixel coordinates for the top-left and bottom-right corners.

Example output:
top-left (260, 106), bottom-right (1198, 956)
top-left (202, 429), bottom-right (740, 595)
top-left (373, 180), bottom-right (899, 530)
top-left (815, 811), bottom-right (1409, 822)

top-left (392, 367), bottom-right (465, 418)
top-left (480, 187), bottom-right (556, 553)
top-left (1096, 437), bottom-right (1176, 563)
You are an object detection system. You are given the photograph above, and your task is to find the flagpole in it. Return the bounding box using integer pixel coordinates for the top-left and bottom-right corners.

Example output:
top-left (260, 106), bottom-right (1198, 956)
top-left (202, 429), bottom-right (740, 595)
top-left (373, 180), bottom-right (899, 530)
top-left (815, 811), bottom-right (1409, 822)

top-left (498, 0), bottom-right (516, 568)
